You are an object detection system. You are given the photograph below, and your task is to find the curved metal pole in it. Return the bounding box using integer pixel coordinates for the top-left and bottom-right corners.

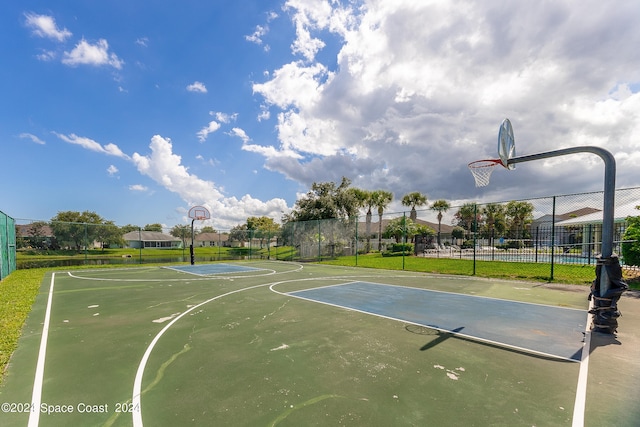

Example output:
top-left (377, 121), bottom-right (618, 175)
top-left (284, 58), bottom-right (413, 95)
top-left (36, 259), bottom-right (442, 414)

top-left (507, 146), bottom-right (616, 258)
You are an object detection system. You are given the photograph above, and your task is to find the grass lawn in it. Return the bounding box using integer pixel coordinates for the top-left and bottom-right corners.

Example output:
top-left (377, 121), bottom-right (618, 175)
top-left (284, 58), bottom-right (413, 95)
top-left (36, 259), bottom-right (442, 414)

top-left (321, 253), bottom-right (606, 285)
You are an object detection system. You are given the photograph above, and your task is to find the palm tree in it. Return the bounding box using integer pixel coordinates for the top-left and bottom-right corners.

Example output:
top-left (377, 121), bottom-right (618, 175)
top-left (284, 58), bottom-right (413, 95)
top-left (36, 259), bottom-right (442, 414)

top-left (430, 199), bottom-right (450, 246)
top-left (505, 201), bottom-right (534, 240)
top-left (362, 190), bottom-right (375, 253)
top-left (401, 192), bottom-right (428, 221)
top-left (346, 187), bottom-right (370, 253)
top-left (371, 190), bottom-right (393, 251)
top-left (482, 203), bottom-right (506, 246)
top-left (454, 202), bottom-right (478, 240)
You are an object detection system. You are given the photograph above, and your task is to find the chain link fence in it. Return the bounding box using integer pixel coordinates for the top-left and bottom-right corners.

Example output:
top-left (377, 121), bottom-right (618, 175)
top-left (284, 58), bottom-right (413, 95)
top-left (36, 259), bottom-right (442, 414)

top-left (8, 187), bottom-right (640, 275)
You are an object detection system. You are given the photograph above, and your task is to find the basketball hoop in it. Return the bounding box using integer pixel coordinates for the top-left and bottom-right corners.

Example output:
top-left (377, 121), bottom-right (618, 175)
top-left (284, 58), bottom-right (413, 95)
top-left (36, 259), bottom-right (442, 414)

top-left (188, 205), bottom-right (210, 221)
top-left (468, 159), bottom-right (503, 187)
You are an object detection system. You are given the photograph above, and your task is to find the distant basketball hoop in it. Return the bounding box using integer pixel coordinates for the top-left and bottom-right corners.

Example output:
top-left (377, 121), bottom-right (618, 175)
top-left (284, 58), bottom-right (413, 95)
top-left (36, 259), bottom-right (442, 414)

top-left (188, 206), bottom-right (210, 265)
top-left (188, 205), bottom-right (210, 221)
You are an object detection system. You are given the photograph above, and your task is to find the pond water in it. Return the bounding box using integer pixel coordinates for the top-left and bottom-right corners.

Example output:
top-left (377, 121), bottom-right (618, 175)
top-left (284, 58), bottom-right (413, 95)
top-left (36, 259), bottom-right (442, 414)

top-left (16, 255), bottom-right (259, 269)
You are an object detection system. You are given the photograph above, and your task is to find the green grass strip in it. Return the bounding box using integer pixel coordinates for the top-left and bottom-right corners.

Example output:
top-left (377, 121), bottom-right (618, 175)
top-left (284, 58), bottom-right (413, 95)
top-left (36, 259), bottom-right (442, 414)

top-left (0, 268), bottom-right (47, 384)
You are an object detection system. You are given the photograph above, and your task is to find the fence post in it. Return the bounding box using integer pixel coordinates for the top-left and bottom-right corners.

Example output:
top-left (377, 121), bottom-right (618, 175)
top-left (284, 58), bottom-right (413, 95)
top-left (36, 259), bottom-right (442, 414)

top-left (535, 226), bottom-right (539, 263)
top-left (84, 223), bottom-right (88, 264)
top-left (473, 203), bottom-right (477, 275)
top-left (550, 196), bottom-right (556, 280)
top-left (355, 215), bottom-right (359, 267)
top-left (402, 212), bottom-right (406, 270)
top-left (317, 219), bottom-right (321, 262)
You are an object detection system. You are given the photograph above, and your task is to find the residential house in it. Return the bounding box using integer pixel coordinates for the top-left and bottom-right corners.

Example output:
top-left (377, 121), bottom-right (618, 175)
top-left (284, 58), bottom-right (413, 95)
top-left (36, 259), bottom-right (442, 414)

top-left (554, 201), bottom-right (639, 256)
top-left (194, 232), bottom-right (230, 247)
top-left (123, 231), bottom-right (182, 249)
top-left (529, 207), bottom-right (602, 247)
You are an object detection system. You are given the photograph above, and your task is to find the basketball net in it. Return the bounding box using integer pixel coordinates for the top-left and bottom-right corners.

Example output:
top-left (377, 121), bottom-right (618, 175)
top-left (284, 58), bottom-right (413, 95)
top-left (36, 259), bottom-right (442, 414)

top-left (468, 159), bottom-right (502, 187)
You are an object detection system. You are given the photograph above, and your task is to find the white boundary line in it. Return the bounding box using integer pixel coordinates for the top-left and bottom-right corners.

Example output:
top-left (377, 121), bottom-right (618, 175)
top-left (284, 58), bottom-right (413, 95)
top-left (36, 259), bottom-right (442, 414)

top-left (572, 300), bottom-right (594, 427)
top-left (131, 281), bottom-right (276, 427)
top-left (27, 272), bottom-right (56, 427)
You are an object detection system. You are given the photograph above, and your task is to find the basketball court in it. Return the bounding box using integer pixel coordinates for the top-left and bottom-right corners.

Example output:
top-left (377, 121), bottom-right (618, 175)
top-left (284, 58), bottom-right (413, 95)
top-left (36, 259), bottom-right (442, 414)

top-left (1, 260), bottom-right (639, 426)
top-left (1, 119), bottom-right (637, 426)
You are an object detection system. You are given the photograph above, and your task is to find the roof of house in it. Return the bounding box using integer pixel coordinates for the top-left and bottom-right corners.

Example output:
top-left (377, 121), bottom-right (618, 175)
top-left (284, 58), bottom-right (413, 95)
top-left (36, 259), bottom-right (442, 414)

top-left (122, 231), bottom-right (181, 242)
top-left (533, 207), bottom-right (602, 223)
top-left (555, 201), bottom-right (639, 226)
top-left (16, 223), bottom-right (54, 237)
top-left (194, 232), bottom-right (229, 242)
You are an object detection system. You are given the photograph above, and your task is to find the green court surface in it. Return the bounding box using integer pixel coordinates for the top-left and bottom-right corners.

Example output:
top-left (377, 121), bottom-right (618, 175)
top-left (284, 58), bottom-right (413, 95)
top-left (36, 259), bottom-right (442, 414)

top-left (1, 261), bottom-right (639, 426)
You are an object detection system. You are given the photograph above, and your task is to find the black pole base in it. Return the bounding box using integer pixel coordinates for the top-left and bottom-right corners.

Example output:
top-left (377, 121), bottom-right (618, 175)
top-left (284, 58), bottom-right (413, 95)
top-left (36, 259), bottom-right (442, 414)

top-left (190, 244), bottom-right (195, 265)
top-left (589, 255), bottom-right (628, 334)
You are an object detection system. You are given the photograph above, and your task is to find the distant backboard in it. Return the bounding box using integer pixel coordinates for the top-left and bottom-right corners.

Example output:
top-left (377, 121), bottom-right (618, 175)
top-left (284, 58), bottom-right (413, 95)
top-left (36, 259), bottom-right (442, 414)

top-left (188, 205), bottom-right (210, 221)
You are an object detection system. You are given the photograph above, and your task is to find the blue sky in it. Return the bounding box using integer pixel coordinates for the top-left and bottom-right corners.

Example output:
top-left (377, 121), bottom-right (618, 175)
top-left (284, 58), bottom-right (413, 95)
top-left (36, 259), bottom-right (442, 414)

top-left (2, 1), bottom-right (640, 230)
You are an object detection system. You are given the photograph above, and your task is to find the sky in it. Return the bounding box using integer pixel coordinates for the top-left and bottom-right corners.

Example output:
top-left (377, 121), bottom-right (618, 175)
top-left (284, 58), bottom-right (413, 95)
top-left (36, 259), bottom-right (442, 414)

top-left (2, 0), bottom-right (639, 230)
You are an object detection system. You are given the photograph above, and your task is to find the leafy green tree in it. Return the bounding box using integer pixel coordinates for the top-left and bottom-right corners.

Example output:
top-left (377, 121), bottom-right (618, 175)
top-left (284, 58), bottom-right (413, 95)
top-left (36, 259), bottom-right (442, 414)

top-left (454, 203), bottom-right (479, 239)
top-left (120, 224), bottom-right (141, 234)
top-left (200, 226), bottom-right (217, 234)
top-left (622, 206), bottom-right (640, 267)
top-left (21, 221), bottom-right (51, 249)
top-left (170, 224), bottom-right (192, 248)
top-left (482, 203), bottom-right (506, 244)
top-left (95, 220), bottom-right (123, 251)
top-left (144, 223), bottom-right (163, 232)
top-left (451, 226), bottom-right (465, 242)
top-left (401, 192), bottom-right (428, 221)
top-left (430, 199), bottom-right (450, 246)
top-left (383, 217), bottom-right (435, 243)
top-left (247, 216), bottom-right (281, 248)
top-left (383, 217), bottom-right (410, 243)
top-left (288, 177), bottom-right (360, 221)
top-left (229, 224), bottom-right (249, 243)
top-left (50, 211), bottom-right (105, 251)
top-left (505, 201), bottom-right (534, 239)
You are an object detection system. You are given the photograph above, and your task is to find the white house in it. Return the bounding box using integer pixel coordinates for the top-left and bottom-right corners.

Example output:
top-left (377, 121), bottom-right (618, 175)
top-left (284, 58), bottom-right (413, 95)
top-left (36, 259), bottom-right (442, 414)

top-left (123, 231), bottom-right (182, 249)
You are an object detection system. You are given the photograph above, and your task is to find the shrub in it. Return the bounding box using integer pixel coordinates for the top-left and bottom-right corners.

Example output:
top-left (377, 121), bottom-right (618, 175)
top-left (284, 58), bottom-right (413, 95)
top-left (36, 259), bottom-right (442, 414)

top-left (389, 243), bottom-right (413, 253)
top-left (622, 212), bottom-right (640, 267)
top-left (506, 240), bottom-right (525, 249)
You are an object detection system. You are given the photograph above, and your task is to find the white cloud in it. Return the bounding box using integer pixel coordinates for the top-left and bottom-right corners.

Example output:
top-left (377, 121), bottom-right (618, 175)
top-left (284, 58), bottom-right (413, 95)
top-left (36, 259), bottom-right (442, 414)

top-left (131, 135), bottom-right (288, 229)
top-left (62, 39), bottom-right (123, 69)
top-left (135, 37), bottom-right (149, 47)
top-left (24, 12), bottom-right (72, 42)
top-left (211, 111), bottom-right (238, 123)
top-left (228, 127), bottom-right (250, 144)
top-left (19, 133), bottom-right (45, 144)
top-left (249, 0), bottom-right (640, 201)
top-left (187, 81), bottom-right (207, 93)
top-left (55, 130), bottom-right (289, 228)
top-left (197, 121), bottom-right (221, 142)
top-left (246, 25), bottom-right (268, 45)
top-left (35, 50), bottom-right (56, 62)
top-left (129, 184), bottom-right (148, 192)
top-left (54, 132), bottom-right (129, 158)
top-left (253, 61), bottom-right (328, 109)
